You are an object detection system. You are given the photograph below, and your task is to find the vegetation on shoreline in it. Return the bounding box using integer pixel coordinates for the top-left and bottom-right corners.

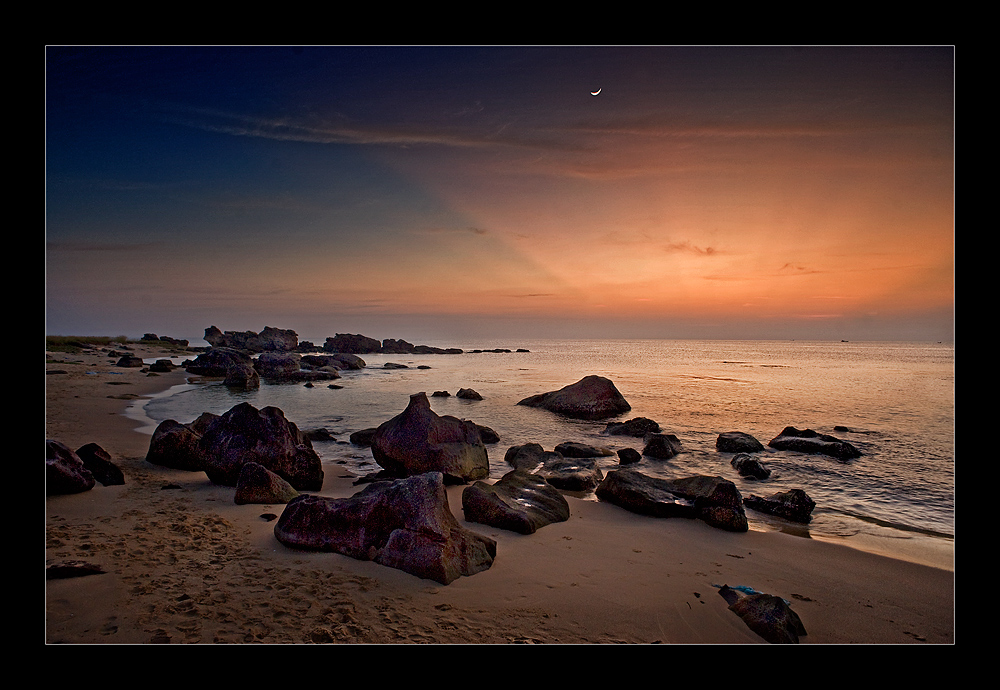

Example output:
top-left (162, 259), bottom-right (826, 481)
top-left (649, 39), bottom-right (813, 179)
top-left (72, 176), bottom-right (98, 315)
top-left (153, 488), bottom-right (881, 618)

top-left (45, 335), bottom-right (190, 354)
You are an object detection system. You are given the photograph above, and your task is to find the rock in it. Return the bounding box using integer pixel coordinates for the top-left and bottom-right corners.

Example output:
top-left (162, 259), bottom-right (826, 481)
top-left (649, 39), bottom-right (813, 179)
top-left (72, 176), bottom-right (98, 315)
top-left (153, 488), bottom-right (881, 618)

top-left (768, 426), bottom-right (861, 460)
top-left (536, 455), bottom-right (605, 493)
top-left (234, 462), bottom-right (300, 505)
top-left (146, 419), bottom-right (209, 471)
top-left (456, 388), bottom-right (483, 400)
top-left (370, 392), bottom-right (489, 483)
top-left (744, 488), bottom-right (816, 523)
top-left (147, 359), bottom-right (176, 373)
top-left (554, 441), bottom-right (613, 458)
top-left (116, 355), bottom-right (144, 367)
top-left (431, 391), bottom-right (451, 397)
top-left (349, 428), bottom-right (377, 447)
top-left (716, 431), bottom-right (765, 453)
top-left (462, 469), bottom-right (571, 534)
top-left (719, 587), bottom-right (807, 643)
top-left (504, 443), bottom-right (560, 472)
top-left (303, 428), bottom-right (337, 442)
top-left (46, 440), bottom-right (95, 495)
top-left (46, 560), bottom-right (107, 580)
top-left (198, 402), bottom-right (324, 490)
top-left (185, 347), bottom-right (254, 377)
top-left (476, 424), bottom-right (500, 444)
top-left (381, 338), bottom-right (415, 353)
top-left (642, 433), bottom-right (682, 459)
top-left (323, 333), bottom-right (382, 354)
top-left (384, 362), bottom-right (409, 369)
top-left (256, 352), bottom-right (303, 378)
top-left (301, 353), bottom-right (366, 370)
top-left (731, 453), bottom-right (771, 480)
top-left (604, 417), bottom-right (661, 437)
top-left (204, 325), bottom-right (298, 352)
top-left (274, 472), bottom-right (496, 584)
top-left (617, 448), bottom-right (642, 465)
top-left (223, 360), bottom-right (260, 389)
top-left (517, 375), bottom-right (631, 420)
top-left (75, 442), bottom-right (125, 486)
top-left (596, 469), bottom-right (748, 532)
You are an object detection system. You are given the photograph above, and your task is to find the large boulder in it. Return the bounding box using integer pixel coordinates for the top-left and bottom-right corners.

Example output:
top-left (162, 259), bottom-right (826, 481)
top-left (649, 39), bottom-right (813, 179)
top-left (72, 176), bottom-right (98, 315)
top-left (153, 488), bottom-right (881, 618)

top-left (146, 419), bottom-right (209, 471)
top-left (274, 472), bottom-right (496, 584)
top-left (370, 393), bottom-right (489, 484)
top-left (462, 469), bottom-right (571, 534)
top-left (717, 431), bottom-right (765, 453)
top-left (301, 353), bottom-right (366, 370)
top-left (185, 347), bottom-right (254, 377)
top-left (504, 443), bottom-right (560, 471)
top-left (198, 402), bottom-right (324, 490)
top-left (596, 469), bottom-right (748, 532)
top-left (47, 440), bottom-right (95, 495)
top-left (768, 427), bottom-right (861, 460)
top-left (223, 360), bottom-right (260, 389)
top-left (203, 326), bottom-right (297, 352)
top-left (517, 375), bottom-right (631, 420)
top-left (744, 488), bottom-right (816, 523)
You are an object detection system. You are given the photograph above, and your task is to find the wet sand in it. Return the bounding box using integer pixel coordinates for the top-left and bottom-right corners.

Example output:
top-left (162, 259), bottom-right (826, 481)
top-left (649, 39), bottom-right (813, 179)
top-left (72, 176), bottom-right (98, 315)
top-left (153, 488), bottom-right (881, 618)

top-left (45, 343), bottom-right (955, 644)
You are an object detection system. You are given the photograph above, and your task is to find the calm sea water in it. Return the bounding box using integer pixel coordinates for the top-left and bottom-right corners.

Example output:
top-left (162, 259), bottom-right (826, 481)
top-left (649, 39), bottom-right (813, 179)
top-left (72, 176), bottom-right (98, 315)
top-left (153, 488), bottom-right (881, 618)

top-left (141, 339), bottom-right (955, 554)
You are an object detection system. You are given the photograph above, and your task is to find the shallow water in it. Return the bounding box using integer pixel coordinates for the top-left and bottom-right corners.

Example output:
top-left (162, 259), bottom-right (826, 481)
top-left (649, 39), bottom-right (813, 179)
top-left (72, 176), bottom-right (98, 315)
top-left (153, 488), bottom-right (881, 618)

top-left (142, 339), bottom-right (955, 561)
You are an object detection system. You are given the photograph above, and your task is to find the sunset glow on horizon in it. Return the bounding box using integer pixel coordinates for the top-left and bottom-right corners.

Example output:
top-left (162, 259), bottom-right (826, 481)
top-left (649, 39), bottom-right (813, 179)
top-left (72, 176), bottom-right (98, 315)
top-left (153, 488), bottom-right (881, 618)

top-left (46, 46), bottom-right (954, 343)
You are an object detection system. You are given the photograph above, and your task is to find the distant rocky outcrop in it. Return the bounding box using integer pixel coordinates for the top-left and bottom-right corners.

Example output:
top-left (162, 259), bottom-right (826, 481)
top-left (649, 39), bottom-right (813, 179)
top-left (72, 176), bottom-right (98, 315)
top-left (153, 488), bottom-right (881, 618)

top-left (274, 472), bottom-right (496, 585)
top-left (716, 431), bottom-right (765, 453)
top-left (141, 333), bottom-right (190, 347)
top-left (370, 392), bottom-right (489, 483)
top-left (596, 469), bottom-right (748, 532)
top-left (198, 402), bottom-right (324, 491)
top-left (768, 427), bottom-right (862, 460)
top-left (462, 469), bottom-right (571, 534)
top-left (301, 353), bottom-right (366, 370)
top-left (254, 352), bottom-right (342, 383)
top-left (744, 488), bottom-right (816, 523)
top-left (323, 333), bottom-right (383, 354)
top-left (46, 440), bottom-right (96, 495)
top-left (204, 325), bottom-right (298, 352)
top-left (517, 375), bottom-right (631, 420)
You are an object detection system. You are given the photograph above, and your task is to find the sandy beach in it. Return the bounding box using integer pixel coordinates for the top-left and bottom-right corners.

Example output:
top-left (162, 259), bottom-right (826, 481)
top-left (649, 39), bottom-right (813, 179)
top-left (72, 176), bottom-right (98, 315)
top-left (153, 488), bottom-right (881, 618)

top-left (45, 343), bottom-right (955, 644)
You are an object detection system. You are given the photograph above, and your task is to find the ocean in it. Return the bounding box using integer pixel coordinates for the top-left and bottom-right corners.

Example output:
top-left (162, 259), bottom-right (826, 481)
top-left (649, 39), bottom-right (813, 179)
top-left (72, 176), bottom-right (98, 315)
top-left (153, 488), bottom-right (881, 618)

top-left (137, 339), bottom-right (955, 566)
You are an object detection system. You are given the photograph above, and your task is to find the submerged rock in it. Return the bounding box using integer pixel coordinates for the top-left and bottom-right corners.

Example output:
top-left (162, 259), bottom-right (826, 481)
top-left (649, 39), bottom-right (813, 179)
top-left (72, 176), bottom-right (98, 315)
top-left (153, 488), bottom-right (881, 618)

top-left (517, 375), bottom-right (631, 420)
top-left (604, 417), bottom-right (661, 437)
top-left (731, 453), bottom-right (771, 480)
top-left (462, 469), bottom-right (570, 534)
top-left (768, 426), bottom-right (861, 460)
top-left (642, 433), bottom-right (683, 459)
top-left (274, 472), bottom-right (496, 584)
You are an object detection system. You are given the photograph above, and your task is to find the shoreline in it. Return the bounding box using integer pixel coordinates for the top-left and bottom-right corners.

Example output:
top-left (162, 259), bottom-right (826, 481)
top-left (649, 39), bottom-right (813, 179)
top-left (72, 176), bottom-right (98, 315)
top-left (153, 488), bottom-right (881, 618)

top-left (46, 343), bottom-right (955, 644)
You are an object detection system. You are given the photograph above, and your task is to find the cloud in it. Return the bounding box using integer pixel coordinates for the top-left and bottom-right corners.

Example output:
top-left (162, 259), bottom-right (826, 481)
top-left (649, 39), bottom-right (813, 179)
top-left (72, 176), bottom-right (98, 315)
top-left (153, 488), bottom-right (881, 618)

top-left (663, 241), bottom-right (719, 256)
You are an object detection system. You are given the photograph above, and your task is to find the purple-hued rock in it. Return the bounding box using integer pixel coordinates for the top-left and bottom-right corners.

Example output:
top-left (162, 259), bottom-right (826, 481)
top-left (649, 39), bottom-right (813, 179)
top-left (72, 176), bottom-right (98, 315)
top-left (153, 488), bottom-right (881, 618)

top-left (517, 375), bottom-right (631, 420)
top-left (234, 462), bottom-right (300, 505)
top-left (46, 440), bottom-right (95, 495)
top-left (462, 469), bottom-right (570, 534)
top-left (274, 472), bottom-right (496, 584)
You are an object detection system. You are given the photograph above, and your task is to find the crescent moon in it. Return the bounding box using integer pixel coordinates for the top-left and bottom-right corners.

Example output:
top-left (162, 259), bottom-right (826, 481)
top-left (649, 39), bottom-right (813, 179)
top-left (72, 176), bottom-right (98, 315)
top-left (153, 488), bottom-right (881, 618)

top-left (591, 88), bottom-right (602, 96)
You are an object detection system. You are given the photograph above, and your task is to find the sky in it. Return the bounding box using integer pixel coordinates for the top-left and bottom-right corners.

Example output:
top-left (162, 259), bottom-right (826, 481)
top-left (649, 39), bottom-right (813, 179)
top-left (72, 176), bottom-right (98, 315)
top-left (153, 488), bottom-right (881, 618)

top-left (45, 46), bottom-right (955, 344)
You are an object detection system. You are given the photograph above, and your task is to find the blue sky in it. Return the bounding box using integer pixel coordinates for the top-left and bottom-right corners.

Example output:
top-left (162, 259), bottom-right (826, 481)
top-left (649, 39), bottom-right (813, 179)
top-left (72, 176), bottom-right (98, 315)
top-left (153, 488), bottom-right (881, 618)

top-left (45, 46), bottom-right (954, 344)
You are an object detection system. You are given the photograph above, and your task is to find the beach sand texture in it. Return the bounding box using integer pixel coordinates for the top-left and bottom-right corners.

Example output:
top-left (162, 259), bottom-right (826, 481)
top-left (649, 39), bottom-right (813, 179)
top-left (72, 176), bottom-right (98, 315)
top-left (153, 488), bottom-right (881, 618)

top-left (45, 344), bottom-right (955, 644)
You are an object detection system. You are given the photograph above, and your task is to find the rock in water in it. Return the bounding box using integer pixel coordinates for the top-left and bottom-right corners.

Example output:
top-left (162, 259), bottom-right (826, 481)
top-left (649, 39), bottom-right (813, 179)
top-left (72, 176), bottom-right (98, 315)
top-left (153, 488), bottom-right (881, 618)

top-left (768, 426), bottom-right (861, 460)
top-left (716, 431), bottom-right (765, 453)
top-left (370, 392), bottom-right (489, 483)
top-left (744, 488), bottom-right (816, 523)
top-left (462, 469), bottom-right (570, 534)
top-left (198, 402), bottom-right (324, 491)
top-left (274, 472), bottom-right (496, 584)
top-left (517, 375), bottom-right (631, 420)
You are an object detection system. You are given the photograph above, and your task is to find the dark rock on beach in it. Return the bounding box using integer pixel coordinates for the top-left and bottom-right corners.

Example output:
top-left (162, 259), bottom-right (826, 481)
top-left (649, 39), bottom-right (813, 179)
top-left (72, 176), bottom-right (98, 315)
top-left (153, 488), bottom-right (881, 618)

top-left (535, 455), bottom-right (605, 493)
top-left (718, 586), bottom-right (807, 644)
top-left (554, 441), bottom-right (613, 458)
top-left (185, 347), bottom-right (254, 377)
top-left (198, 402), bottom-right (324, 491)
top-left (517, 375), bottom-right (631, 420)
top-left (234, 462), bottom-right (300, 505)
top-left (462, 469), bottom-right (571, 534)
top-left (596, 469), bottom-right (748, 532)
top-left (274, 472), bottom-right (496, 585)
top-left (147, 419), bottom-right (210, 471)
top-left (716, 431), bottom-right (765, 453)
top-left (115, 355), bottom-right (144, 368)
top-left (370, 392), bottom-right (489, 483)
top-left (75, 442), bottom-right (125, 486)
top-left (744, 488), bottom-right (816, 523)
top-left (731, 453), bottom-right (771, 480)
top-left (47, 440), bottom-right (96, 495)
top-left (617, 448), bottom-right (642, 465)
top-left (768, 426), bottom-right (862, 460)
